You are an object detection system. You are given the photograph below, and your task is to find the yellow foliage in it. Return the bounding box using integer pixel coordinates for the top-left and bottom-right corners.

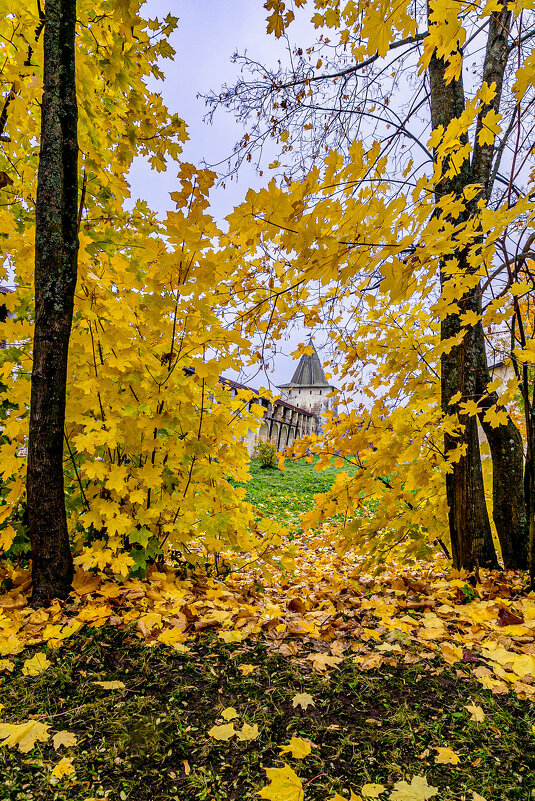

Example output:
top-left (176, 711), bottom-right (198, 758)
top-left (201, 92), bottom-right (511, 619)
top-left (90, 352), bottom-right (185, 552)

top-left (0, 2), bottom-right (267, 574)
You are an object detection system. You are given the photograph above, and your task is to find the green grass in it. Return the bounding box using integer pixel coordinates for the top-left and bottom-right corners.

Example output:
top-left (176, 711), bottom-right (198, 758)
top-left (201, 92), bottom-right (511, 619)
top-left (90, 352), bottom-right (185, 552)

top-left (242, 457), bottom-right (358, 524)
top-left (1, 628), bottom-right (534, 800)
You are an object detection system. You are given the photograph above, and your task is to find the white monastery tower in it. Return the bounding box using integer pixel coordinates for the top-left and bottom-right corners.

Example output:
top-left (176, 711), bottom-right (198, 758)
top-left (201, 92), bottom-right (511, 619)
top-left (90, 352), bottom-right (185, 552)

top-left (277, 339), bottom-right (337, 435)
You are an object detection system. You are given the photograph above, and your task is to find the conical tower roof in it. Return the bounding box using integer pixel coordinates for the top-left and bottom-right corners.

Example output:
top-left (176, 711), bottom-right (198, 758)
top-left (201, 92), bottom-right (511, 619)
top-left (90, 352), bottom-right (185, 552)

top-left (278, 339), bottom-right (331, 388)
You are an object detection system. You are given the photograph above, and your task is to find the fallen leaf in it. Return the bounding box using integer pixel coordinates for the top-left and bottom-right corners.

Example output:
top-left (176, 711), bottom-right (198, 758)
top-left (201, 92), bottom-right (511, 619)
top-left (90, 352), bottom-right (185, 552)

top-left (0, 720), bottom-right (50, 753)
top-left (238, 663), bottom-right (257, 675)
top-left (183, 759), bottom-right (191, 775)
top-left (50, 756), bottom-right (75, 780)
top-left (307, 652), bottom-right (343, 671)
top-left (390, 775), bottom-right (439, 801)
top-left (221, 707), bottom-right (239, 721)
top-left (291, 692), bottom-right (315, 710)
top-left (71, 570), bottom-right (101, 596)
top-left (361, 783), bottom-right (386, 798)
top-left (236, 722), bottom-right (260, 741)
top-left (208, 723), bottom-right (236, 741)
top-left (52, 731), bottom-right (78, 750)
top-left (497, 607), bottom-right (524, 626)
top-left (0, 659), bottom-right (15, 673)
top-left (440, 642), bottom-right (463, 666)
top-left (258, 764), bottom-right (304, 801)
top-left (465, 704), bottom-right (485, 722)
top-left (218, 629), bottom-right (244, 643)
top-left (462, 649), bottom-right (480, 663)
top-left (434, 746), bottom-right (461, 765)
top-left (92, 680), bottom-right (125, 690)
top-left (472, 793), bottom-right (487, 801)
top-left (288, 598), bottom-right (307, 614)
top-left (22, 652), bottom-right (51, 677)
top-left (279, 737), bottom-right (312, 759)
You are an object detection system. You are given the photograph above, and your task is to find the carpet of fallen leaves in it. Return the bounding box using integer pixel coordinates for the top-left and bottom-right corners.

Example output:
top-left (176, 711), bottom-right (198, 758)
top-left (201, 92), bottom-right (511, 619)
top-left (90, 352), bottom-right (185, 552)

top-left (2, 541), bottom-right (535, 800)
top-left (1, 542), bottom-right (534, 704)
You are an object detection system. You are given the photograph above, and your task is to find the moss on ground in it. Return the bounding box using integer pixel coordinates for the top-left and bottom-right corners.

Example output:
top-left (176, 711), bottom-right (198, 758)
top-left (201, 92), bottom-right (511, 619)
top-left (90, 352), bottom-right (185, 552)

top-left (1, 627), bottom-right (534, 800)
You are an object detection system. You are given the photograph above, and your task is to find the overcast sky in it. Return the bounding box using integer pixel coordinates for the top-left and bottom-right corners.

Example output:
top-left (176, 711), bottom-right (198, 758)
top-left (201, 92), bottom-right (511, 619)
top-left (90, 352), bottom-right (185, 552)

top-left (129, 1), bottom-right (326, 388)
top-left (130, 0), bottom-right (287, 220)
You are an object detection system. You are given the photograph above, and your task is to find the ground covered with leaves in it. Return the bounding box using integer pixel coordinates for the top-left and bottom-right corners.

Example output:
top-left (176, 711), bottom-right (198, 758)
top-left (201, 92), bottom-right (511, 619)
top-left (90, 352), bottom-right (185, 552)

top-left (1, 626), bottom-right (534, 801)
top-left (1, 553), bottom-right (535, 800)
top-left (2, 464), bottom-right (535, 799)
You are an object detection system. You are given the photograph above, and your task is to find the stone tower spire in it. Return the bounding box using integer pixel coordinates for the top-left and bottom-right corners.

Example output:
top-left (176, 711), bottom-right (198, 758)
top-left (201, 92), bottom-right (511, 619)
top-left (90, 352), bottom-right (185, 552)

top-left (277, 338), bottom-right (336, 434)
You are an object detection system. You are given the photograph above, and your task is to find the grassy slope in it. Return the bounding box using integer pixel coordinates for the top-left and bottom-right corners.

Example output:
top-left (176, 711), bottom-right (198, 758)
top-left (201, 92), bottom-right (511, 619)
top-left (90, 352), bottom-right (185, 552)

top-left (243, 458), bottom-right (357, 526)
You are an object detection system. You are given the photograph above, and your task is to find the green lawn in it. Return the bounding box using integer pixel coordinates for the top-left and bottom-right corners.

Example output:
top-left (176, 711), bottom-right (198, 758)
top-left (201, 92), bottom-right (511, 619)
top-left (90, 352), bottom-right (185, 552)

top-left (242, 457), bottom-right (358, 526)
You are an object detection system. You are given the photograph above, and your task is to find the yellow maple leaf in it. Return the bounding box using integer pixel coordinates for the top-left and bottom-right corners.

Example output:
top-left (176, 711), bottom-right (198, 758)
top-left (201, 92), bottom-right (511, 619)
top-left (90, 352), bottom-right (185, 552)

top-left (50, 756), bottom-right (75, 780)
top-left (266, 10), bottom-right (285, 38)
top-left (238, 663), bottom-right (257, 676)
top-left (390, 775), bottom-right (438, 800)
top-left (0, 720), bottom-right (50, 753)
top-left (22, 652), bottom-right (51, 677)
top-left (279, 737), bottom-right (312, 759)
top-left (478, 109), bottom-right (502, 146)
top-left (361, 783), bottom-right (386, 798)
top-left (440, 642), bottom-right (463, 666)
top-left (478, 81), bottom-right (497, 106)
top-left (52, 730), bottom-right (78, 750)
top-left (218, 629), bottom-right (244, 643)
top-left (208, 723), bottom-right (236, 741)
top-left (465, 704), bottom-right (485, 723)
top-left (307, 652), bottom-right (343, 671)
top-left (258, 764), bottom-right (304, 801)
top-left (0, 635), bottom-right (24, 656)
top-left (221, 707), bottom-right (239, 721)
top-left (236, 722), bottom-right (260, 741)
top-left (292, 692), bottom-right (315, 710)
top-left (92, 680), bottom-right (125, 690)
top-left (435, 746), bottom-right (461, 764)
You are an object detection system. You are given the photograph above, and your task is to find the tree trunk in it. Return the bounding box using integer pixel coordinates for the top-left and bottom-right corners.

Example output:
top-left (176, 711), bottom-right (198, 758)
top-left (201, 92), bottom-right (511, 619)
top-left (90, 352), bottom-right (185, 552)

top-left (470, 3), bottom-right (527, 569)
top-left (440, 279), bottom-right (499, 570)
top-left (426, 0), bottom-right (530, 571)
top-left (28, 0), bottom-right (78, 603)
top-left (428, 45), bottom-right (499, 569)
top-left (527, 423), bottom-right (535, 586)
top-left (475, 335), bottom-right (527, 569)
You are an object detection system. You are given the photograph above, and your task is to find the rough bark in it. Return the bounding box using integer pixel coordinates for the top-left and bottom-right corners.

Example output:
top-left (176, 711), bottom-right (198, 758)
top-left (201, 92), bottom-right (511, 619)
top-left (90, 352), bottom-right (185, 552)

top-left (427, 1), bottom-right (529, 570)
top-left (471, 5), bottom-right (527, 569)
top-left (428, 46), bottom-right (499, 570)
top-left (28, 0), bottom-right (78, 603)
top-left (527, 417), bottom-right (535, 585)
top-left (440, 267), bottom-right (499, 570)
top-left (475, 334), bottom-right (528, 569)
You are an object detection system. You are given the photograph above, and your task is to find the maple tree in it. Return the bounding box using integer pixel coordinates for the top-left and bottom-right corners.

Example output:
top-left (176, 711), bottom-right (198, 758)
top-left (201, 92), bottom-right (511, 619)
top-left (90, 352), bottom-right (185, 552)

top-left (0, 1), bottom-right (270, 584)
top-left (213, 0), bottom-right (535, 572)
